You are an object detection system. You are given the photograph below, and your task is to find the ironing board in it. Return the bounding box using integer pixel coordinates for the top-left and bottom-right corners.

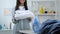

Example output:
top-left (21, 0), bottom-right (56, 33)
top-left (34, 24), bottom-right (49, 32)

top-left (19, 30), bottom-right (35, 34)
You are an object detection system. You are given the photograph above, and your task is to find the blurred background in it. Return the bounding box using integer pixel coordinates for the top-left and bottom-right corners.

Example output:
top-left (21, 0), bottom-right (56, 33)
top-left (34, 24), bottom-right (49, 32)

top-left (0, 0), bottom-right (60, 34)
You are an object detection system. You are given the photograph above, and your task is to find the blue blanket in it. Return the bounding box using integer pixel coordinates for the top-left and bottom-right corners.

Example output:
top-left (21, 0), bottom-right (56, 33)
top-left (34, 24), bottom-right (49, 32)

top-left (38, 19), bottom-right (60, 34)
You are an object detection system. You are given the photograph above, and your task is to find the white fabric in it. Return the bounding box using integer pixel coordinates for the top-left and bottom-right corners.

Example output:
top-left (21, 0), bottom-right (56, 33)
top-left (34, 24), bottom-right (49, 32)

top-left (15, 10), bottom-right (35, 20)
top-left (19, 6), bottom-right (25, 11)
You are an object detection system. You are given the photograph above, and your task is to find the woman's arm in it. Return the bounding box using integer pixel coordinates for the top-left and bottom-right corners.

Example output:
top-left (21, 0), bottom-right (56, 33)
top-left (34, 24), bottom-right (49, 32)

top-left (11, 8), bottom-right (18, 24)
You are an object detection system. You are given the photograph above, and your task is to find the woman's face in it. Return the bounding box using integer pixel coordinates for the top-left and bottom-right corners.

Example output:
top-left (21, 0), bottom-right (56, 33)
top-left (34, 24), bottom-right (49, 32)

top-left (19, 0), bottom-right (25, 4)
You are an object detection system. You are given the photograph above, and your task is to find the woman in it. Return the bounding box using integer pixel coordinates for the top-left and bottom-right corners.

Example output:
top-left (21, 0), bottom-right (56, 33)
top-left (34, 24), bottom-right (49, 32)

top-left (12, 0), bottom-right (30, 34)
top-left (12, 0), bottom-right (40, 34)
top-left (12, 0), bottom-right (28, 23)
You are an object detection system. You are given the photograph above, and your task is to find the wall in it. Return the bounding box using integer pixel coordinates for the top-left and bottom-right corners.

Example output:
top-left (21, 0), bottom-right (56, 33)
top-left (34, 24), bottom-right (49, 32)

top-left (56, 0), bottom-right (60, 20)
top-left (0, 0), bottom-right (16, 30)
top-left (27, 0), bottom-right (57, 23)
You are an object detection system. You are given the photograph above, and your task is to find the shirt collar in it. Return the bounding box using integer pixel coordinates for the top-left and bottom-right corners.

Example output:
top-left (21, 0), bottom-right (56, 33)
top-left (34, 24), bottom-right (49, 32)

top-left (19, 6), bottom-right (25, 11)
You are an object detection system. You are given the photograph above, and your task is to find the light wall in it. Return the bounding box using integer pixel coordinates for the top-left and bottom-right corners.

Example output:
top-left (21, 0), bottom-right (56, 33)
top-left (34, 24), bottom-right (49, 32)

top-left (0, 0), bottom-right (16, 30)
top-left (56, 0), bottom-right (60, 20)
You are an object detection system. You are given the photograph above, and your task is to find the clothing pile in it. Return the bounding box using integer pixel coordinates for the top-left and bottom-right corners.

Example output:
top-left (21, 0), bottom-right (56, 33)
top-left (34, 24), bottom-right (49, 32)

top-left (15, 10), bottom-right (35, 20)
top-left (37, 19), bottom-right (60, 34)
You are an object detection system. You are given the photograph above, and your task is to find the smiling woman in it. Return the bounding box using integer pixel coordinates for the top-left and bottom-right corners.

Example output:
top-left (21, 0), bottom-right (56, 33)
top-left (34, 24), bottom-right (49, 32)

top-left (12, 0), bottom-right (30, 34)
top-left (15, 0), bottom-right (28, 11)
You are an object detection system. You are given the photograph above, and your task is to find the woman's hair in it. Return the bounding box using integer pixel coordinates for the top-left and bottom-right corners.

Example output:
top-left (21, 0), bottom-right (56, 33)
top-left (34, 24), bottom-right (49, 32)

top-left (15, 0), bottom-right (28, 11)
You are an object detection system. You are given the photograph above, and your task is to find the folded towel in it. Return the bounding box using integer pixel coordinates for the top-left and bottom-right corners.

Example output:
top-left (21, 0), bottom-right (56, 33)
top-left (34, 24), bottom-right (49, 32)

top-left (15, 10), bottom-right (35, 20)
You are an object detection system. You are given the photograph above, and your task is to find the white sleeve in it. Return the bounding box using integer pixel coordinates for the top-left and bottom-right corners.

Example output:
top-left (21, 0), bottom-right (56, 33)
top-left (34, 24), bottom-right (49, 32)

top-left (10, 8), bottom-right (17, 24)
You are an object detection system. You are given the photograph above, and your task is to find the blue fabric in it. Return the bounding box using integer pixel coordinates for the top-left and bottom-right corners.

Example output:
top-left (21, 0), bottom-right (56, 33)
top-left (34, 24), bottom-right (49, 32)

top-left (38, 19), bottom-right (60, 34)
top-left (32, 17), bottom-right (40, 33)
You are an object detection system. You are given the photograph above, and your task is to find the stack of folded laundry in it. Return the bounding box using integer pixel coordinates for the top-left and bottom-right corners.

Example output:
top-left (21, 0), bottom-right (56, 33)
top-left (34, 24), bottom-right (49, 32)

top-left (15, 10), bottom-right (35, 20)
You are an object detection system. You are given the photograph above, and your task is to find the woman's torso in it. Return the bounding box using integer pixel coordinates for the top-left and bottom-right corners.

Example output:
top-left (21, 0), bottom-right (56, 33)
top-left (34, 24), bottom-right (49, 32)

top-left (14, 6), bottom-right (31, 30)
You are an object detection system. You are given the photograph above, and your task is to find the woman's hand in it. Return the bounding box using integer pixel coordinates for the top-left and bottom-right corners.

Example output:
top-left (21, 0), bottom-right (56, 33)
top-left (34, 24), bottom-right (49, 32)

top-left (14, 17), bottom-right (16, 21)
top-left (27, 17), bottom-right (31, 22)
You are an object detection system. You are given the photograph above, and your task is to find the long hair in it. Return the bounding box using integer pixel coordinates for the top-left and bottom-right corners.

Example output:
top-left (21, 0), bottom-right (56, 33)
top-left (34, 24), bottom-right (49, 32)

top-left (15, 0), bottom-right (28, 11)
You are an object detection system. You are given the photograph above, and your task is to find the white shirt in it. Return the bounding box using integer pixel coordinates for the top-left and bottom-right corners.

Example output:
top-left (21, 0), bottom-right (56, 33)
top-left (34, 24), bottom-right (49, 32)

top-left (19, 6), bottom-right (25, 11)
